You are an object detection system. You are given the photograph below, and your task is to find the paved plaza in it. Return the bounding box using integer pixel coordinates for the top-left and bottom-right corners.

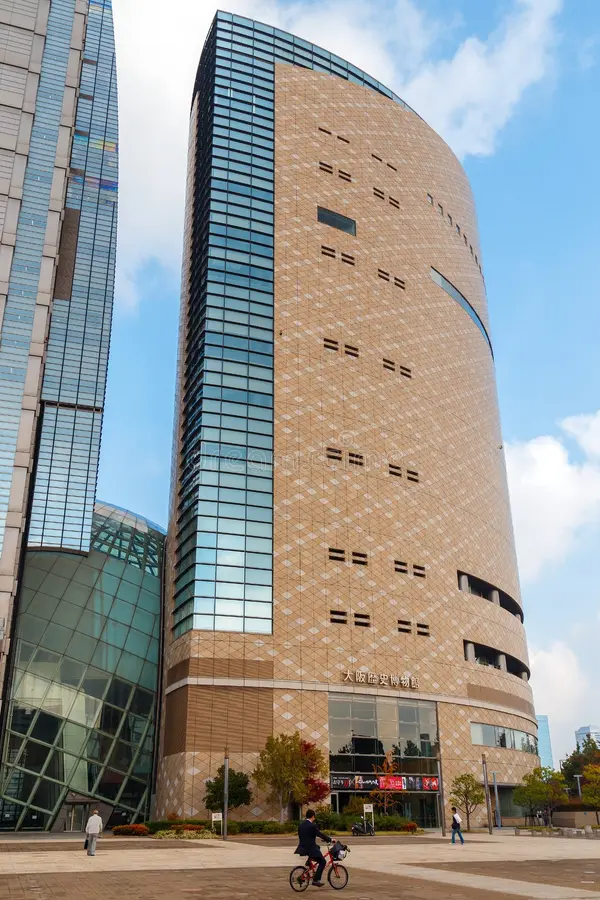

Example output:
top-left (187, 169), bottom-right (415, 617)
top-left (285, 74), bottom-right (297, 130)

top-left (0, 833), bottom-right (599, 900)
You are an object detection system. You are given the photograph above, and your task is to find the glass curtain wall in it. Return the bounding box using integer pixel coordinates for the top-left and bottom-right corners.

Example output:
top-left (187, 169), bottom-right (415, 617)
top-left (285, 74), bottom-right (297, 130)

top-left (0, 504), bottom-right (164, 831)
top-left (173, 11), bottom-right (418, 638)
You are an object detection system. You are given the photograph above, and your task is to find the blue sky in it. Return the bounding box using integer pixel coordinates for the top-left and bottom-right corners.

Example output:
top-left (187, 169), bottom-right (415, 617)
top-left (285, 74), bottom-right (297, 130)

top-left (102, 0), bottom-right (600, 760)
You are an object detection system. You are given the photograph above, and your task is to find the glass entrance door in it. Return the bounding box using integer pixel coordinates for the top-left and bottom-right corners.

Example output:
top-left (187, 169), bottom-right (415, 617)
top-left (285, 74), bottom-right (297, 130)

top-left (66, 804), bottom-right (89, 832)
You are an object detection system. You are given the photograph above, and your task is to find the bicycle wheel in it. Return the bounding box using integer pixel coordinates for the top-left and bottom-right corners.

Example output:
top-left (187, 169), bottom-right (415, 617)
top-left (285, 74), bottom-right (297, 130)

top-left (328, 864), bottom-right (349, 890)
top-left (289, 866), bottom-right (310, 892)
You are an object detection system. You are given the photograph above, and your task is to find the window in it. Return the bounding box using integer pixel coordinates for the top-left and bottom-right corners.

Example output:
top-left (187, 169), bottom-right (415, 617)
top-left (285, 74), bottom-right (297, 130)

top-left (319, 161), bottom-right (333, 174)
top-left (348, 452), bottom-right (364, 466)
top-left (397, 618), bottom-right (411, 633)
top-left (389, 196), bottom-right (399, 209)
top-left (351, 551), bottom-right (368, 566)
top-left (328, 547), bottom-right (345, 562)
top-left (387, 162), bottom-right (397, 172)
top-left (326, 447), bottom-right (342, 461)
top-left (317, 206), bottom-right (356, 235)
top-left (430, 268), bottom-right (493, 356)
top-left (318, 126), bottom-right (332, 135)
top-left (438, 203), bottom-right (443, 216)
top-left (393, 277), bottom-right (405, 289)
top-left (389, 464), bottom-right (402, 477)
top-left (339, 169), bottom-right (352, 182)
top-left (372, 153), bottom-right (382, 161)
top-left (471, 722), bottom-right (538, 755)
top-left (323, 338), bottom-right (339, 351)
top-left (416, 623), bottom-right (430, 636)
top-left (426, 193), bottom-right (433, 205)
top-left (447, 214), bottom-right (452, 226)
top-left (321, 245), bottom-right (336, 258)
top-left (399, 365), bottom-right (412, 379)
top-left (413, 564), bottom-right (426, 578)
top-left (373, 187), bottom-right (385, 200)
top-left (341, 252), bottom-right (355, 266)
top-left (344, 343), bottom-right (359, 357)
top-left (378, 269), bottom-right (390, 281)
top-left (330, 609), bottom-right (347, 624)
top-left (394, 560), bottom-right (408, 573)
top-left (354, 613), bottom-right (370, 627)
top-left (406, 469), bottom-right (419, 483)
top-left (383, 358), bottom-right (395, 372)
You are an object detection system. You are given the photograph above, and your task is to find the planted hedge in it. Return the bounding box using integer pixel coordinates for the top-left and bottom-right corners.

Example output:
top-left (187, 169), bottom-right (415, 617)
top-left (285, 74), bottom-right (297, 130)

top-left (142, 816), bottom-right (416, 835)
top-left (112, 824), bottom-right (150, 836)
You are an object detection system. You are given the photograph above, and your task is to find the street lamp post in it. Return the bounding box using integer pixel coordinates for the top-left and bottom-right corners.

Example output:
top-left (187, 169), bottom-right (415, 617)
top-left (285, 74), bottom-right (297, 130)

top-left (574, 774), bottom-right (583, 799)
top-left (491, 771), bottom-right (502, 828)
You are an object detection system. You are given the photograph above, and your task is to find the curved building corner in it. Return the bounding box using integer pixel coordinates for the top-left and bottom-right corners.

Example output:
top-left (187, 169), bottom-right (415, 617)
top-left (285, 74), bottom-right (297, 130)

top-left (157, 11), bottom-right (538, 827)
top-left (0, 504), bottom-right (164, 831)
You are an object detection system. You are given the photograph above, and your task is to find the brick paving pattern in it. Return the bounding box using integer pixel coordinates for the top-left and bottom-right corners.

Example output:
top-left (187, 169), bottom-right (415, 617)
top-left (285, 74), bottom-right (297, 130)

top-left (0, 866), bottom-right (516, 900)
top-left (430, 858), bottom-right (600, 890)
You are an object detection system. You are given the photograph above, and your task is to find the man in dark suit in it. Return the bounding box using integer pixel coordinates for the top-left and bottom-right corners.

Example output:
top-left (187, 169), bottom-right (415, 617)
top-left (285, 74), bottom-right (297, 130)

top-left (295, 809), bottom-right (331, 887)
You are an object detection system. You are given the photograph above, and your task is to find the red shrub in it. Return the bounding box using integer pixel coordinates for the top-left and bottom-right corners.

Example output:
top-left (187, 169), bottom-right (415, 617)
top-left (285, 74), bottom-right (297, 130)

top-left (404, 822), bottom-right (418, 833)
top-left (112, 824), bottom-right (150, 836)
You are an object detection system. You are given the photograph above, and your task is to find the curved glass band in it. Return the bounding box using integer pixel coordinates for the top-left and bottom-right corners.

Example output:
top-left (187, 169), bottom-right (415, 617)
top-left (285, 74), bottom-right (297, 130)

top-left (430, 268), bottom-right (493, 357)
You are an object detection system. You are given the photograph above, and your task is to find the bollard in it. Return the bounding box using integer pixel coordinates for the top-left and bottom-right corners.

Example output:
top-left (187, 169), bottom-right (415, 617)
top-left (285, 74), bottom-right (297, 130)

top-left (514, 828), bottom-right (520, 836)
top-left (585, 825), bottom-right (593, 834)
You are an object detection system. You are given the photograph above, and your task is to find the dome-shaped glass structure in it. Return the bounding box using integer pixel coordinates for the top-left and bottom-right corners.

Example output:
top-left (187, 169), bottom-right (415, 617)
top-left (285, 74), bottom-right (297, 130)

top-left (0, 503), bottom-right (165, 831)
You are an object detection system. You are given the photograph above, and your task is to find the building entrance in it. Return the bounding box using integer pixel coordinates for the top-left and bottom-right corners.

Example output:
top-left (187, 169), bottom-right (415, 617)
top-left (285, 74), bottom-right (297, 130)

top-left (65, 804), bottom-right (90, 832)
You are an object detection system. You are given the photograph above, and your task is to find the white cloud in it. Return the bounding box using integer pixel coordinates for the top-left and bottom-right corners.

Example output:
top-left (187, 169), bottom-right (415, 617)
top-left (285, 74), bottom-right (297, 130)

top-left (112, 0), bottom-right (563, 310)
top-left (530, 640), bottom-right (592, 762)
top-left (506, 411), bottom-right (600, 580)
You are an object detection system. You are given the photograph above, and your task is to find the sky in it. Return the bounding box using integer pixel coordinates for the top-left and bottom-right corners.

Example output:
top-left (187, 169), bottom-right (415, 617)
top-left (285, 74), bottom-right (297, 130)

top-left (98, 0), bottom-right (600, 763)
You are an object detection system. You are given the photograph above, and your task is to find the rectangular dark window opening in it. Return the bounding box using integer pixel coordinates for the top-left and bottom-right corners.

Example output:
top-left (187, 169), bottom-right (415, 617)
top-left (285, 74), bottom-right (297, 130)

top-left (406, 470), bottom-right (419, 483)
top-left (349, 452), bottom-right (364, 466)
top-left (339, 169), bottom-right (352, 182)
top-left (329, 548), bottom-right (345, 562)
top-left (324, 338), bottom-right (339, 351)
top-left (337, 135), bottom-right (350, 144)
top-left (326, 447), bottom-right (343, 460)
top-left (398, 619), bottom-right (412, 633)
top-left (319, 126), bottom-right (332, 134)
top-left (394, 277), bottom-right (405, 289)
top-left (383, 358), bottom-right (396, 371)
top-left (389, 196), bottom-right (399, 209)
top-left (413, 564), bottom-right (426, 578)
top-left (354, 613), bottom-right (371, 627)
top-left (426, 193), bottom-right (433, 205)
top-left (378, 269), bottom-right (390, 281)
top-left (330, 609), bottom-right (347, 624)
top-left (387, 162), bottom-right (397, 171)
top-left (319, 161), bottom-right (333, 173)
top-left (321, 245), bottom-right (336, 258)
top-left (318, 206), bottom-right (356, 235)
top-left (351, 551), bottom-right (368, 566)
top-left (344, 344), bottom-right (359, 357)
top-left (341, 252), bottom-right (355, 266)
top-left (389, 464), bottom-right (402, 477)
top-left (417, 623), bottom-right (430, 636)
top-left (394, 560), bottom-right (408, 573)
top-left (399, 365), bottom-right (412, 378)
top-left (373, 188), bottom-right (385, 200)
top-left (372, 153), bottom-right (382, 162)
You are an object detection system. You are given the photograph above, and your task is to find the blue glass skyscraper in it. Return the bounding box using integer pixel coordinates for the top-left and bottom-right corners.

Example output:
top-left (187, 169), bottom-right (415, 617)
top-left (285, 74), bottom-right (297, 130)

top-left (536, 715), bottom-right (554, 769)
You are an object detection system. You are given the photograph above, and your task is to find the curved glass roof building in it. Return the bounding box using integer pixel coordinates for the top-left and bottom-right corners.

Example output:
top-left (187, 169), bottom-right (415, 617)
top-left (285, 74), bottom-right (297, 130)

top-left (159, 11), bottom-right (537, 828)
top-left (0, 503), bottom-right (164, 831)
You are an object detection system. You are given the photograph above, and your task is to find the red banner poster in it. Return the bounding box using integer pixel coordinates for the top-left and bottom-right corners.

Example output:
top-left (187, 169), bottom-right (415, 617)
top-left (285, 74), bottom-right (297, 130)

top-left (378, 775), bottom-right (405, 790)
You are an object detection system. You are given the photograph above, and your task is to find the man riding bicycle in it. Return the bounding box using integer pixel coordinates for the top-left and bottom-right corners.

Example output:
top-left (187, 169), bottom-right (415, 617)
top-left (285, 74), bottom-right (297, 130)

top-left (295, 809), bottom-right (331, 887)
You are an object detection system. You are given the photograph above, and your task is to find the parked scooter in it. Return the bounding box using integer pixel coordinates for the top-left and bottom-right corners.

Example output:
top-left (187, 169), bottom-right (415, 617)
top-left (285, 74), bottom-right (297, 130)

top-left (351, 816), bottom-right (375, 836)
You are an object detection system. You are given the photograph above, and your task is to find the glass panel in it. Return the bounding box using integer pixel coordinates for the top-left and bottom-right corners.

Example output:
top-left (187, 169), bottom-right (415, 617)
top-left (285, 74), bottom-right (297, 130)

top-left (317, 205), bottom-right (356, 235)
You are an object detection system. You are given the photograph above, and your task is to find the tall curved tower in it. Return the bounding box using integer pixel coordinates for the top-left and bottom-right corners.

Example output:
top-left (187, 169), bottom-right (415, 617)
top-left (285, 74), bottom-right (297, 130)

top-left (159, 11), bottom-right (537, 825)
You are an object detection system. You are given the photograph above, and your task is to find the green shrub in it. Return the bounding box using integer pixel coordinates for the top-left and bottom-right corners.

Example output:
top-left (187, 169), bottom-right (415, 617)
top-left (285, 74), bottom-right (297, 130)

top-left (153, 829), bottom-right (218, 840)
top-left (145, 818), bottom-right (207, 834)
top-left (374, 815), bottom-right (412, 832)
top-left (226, 821), bottom-right (240, 834)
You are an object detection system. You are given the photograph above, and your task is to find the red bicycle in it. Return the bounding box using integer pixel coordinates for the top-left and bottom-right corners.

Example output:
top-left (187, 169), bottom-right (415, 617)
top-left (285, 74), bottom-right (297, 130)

top-left (289, 841), bottom-right (350, 891)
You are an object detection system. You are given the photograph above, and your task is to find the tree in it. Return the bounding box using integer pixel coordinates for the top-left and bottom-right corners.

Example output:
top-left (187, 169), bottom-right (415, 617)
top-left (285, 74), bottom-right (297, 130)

top-left (513, 769), bottom-right (547, 825)
top-left (204, 765), bottom-right (252, 812)
top-left (561, 737), bottom-right (600, 794)
top-left (513, 767), bottom-right (568, 825)
top-left (253, 733), bottom-right (307, 822)
top-left (449, 773), bottom-right (485, 832)
top-left (581, 764), bottom-right (600, 825)
top-left (368, 756), bottom-right (404, 815)
top-left (301, 740), bottom-right (330, 806)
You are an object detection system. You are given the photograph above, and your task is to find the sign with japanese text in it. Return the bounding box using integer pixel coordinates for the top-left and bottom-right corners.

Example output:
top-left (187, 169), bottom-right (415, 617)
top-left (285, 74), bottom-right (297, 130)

top-left (342, 670), bottom-right (419, 689)
top-left (330, 773), bottom-right (439, 793)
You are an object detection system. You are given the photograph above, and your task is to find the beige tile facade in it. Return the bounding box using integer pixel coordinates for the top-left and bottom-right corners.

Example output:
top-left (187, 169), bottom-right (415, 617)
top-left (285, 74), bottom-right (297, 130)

top-left (157, 64), bottom-right (537, 824)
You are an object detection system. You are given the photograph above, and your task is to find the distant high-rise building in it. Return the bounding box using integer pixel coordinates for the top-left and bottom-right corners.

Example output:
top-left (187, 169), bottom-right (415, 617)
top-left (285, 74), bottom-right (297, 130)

top-left (536, 715), bottom-right (553, 768)
top-left (0, 0), bottom-right (118, 703)
top-left (157, 10), bottom-right (539, 827)
top-left (576, 725), bottom-right (600, 748)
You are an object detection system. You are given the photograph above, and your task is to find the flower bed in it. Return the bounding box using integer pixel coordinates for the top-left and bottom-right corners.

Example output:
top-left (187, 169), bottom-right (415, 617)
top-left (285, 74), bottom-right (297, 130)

top-left (112, 824), bottom-right (150, 836)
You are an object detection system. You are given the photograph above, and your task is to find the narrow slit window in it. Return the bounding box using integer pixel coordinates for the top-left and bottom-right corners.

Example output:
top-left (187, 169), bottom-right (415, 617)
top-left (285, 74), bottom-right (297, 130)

top-left (456, 224), bottom-right (461, 235)
top-left (447, 213), bottom-right (452, 226)
top-left (330, 609), bottom-right (347, 624)
top-left (394, 560), bottom-right (408, 573)
top-left (372, 153), bottom-right (382, 162)
top-left (338, 169), bottom-right (352, 182)
top-left (341, 252), bottom-right (355, 266)
top-left (406, 470), bottom-right (419, 483)
top-left (426, 193), bottom-right (433, 205)
top-left (351, 551), bottom-right (368, 566)
top-left (378, 269), bottom-right (390, 281)
top-left (416, 623), bottom-right (430, 636)
top-left (354, 613), bottom-right (371, 627)
top-left (387, 162), bottom-right (397, 172)
top-left (389, 196), bottom-right (400, 209)
top-left (438, 203), bottom-right (443, 216)
top-left (326, 447), bottom-right (343, 461)
top-left (393, 277), bottom-right (405, 289)
top-left (398, 619), bottom-right (412, 633)
top-left (348, 452), bottom-right (364, 466)
top-left (321, 245), bottom-right (336, 258)
top-left (344, 344), bottom-right (359, 357)
top-left (337, 135), bottom-right (350, 143)
top-left (389, 464), bottom-right (402, 477)
top-left (399, 365), bottom-right (412, 378)
top-left (317, 206), bottom-right (356, 236)
top-left (323, 338), bottom-right (339, 351)
top-left (383, 358), bottom-right (396, 371)
top-left (319, 161), bottom-right (333, 174)
top-left (318, 126), bottom-right (332, 134)
top-left (329, 547), bottom-right (345, 562)
top-left (413, 564), bottom-right (426, 578)
top-left (373, 187), bottom-right (385, 200)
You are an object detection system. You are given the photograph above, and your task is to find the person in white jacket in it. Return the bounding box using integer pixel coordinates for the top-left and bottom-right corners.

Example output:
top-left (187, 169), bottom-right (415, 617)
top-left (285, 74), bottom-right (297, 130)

top-left (85, 810), bottom-right (103, 856)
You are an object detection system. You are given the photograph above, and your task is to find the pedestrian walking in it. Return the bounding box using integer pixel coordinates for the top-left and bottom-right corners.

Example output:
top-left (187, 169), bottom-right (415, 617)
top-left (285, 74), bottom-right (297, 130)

top-left (451, 807), bottom-right (465, 845)
top-left (84, 809), bottom-right (103, 856)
